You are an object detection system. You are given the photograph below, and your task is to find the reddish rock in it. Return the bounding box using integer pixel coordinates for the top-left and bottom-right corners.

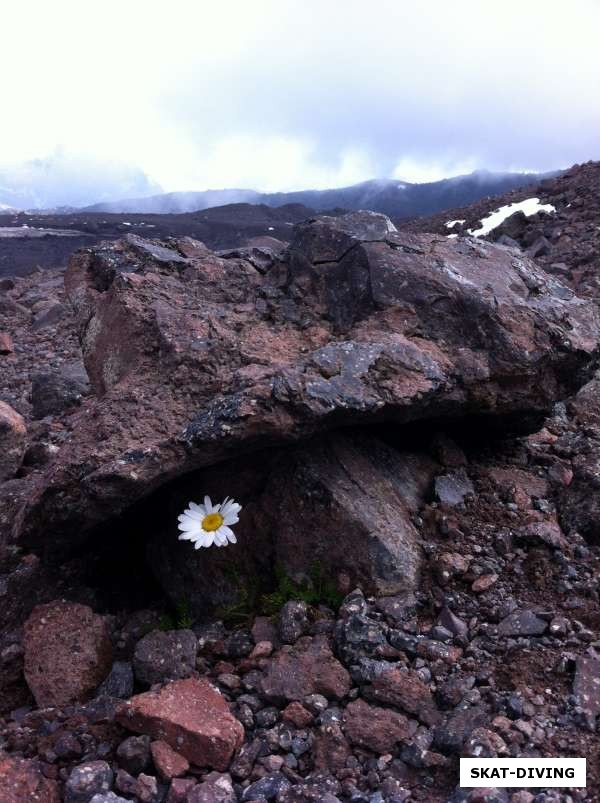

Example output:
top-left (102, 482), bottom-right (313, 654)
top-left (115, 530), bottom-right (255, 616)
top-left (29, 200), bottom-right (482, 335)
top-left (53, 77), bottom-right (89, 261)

top-left (23, 600), bottom-right (113, 707)
top-left (0, 754), bottom-right (60, 802)
top-left (260, 635), bottom-right (351, 703)
top-left (116, 678), bottom-right (244, 771)
top-left (472, 574), bottom-right (498, 593)
top-left (369, 667), bottom-right (440, 725)
top-left (281, 701), bottom-right (314, 728)
top-left (0, 331), bottom-right (13, 354)
top-left (343, 698), bottom-right (410, 753)
top-left (0, 400), bottom-right (26, 482)
top-left (150, 739), bottom-right (189, 781)
top-left (313, 724), bottom-right (352, 774)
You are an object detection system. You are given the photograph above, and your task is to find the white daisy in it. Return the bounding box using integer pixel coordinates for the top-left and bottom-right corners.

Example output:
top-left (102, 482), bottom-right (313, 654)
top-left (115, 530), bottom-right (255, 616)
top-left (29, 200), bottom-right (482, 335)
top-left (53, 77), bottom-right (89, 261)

top-left (177, 495), bottom-right (241, 549)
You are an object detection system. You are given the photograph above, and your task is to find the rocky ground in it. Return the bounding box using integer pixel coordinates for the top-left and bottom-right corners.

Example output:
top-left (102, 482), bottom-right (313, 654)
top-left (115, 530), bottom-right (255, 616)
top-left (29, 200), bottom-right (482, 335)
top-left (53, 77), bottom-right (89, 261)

top-left (1, 186), bottom-right (600, 802)
top-left (0, 204), bottom-right (315, 278)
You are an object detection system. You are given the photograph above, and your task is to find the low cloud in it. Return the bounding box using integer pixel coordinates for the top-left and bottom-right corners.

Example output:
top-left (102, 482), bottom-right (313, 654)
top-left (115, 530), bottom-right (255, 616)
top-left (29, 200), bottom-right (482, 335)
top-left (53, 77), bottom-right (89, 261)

top-left (2, 1), bottom-right (599, 195)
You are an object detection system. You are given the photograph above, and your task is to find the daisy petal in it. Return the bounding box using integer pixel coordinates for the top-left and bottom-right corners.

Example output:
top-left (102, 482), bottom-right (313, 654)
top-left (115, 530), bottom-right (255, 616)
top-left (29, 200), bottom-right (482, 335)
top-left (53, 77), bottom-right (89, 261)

top-left (178, 521), bottom-right (200, 532)
top-left (204, 495), bottom-right (213, 513)
top-left (223, 512), bottom-right (239, 526)
top-left (182, 509), bottom-right (203, 521)
top-left (189, 501), bottom-right (206, 516)
top-left (220, 525), bottom-right (237, 544)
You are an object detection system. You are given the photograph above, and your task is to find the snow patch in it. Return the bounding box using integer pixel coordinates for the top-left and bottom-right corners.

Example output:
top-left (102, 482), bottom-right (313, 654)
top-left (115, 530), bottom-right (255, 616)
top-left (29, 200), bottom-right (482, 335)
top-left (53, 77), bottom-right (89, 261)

top-left (445, 219), bottom-right (465, 229)
top-left (468, 198), bottom-right (556, 237)
top-left (447, 233), bottom-right (458, 239)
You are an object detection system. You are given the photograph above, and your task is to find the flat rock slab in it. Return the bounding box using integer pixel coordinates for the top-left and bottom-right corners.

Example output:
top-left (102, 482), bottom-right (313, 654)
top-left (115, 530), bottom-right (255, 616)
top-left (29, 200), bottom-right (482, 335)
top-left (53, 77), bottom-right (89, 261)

top-left (116, 678), bottom-right (244, 771)
top-left (23, 600), bottom-right (113, 707)
top-left (497, 609), bottom-right (548, 637)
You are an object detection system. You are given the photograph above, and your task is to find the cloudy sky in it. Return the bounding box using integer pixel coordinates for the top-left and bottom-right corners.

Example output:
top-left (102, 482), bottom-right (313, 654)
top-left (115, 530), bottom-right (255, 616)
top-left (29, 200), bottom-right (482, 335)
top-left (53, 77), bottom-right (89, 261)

top-left (3, 0), bottom-right (600, 195)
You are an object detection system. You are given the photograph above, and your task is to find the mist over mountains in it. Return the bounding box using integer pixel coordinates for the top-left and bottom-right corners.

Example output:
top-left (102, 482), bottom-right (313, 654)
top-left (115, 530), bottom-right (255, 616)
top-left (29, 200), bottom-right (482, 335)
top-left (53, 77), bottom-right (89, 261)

top-left (83, 169), bottom-right (557, 218)
top-left (0, 152), bottom-right (161, 211)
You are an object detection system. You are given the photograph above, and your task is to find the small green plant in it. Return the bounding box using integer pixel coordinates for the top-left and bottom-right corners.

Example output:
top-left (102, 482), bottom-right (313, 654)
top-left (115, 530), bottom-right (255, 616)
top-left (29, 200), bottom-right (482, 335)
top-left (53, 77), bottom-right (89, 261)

top-left (216, 563), bottom-right (343, 626)
top-left (175, 598), bottom-right (194, 629)
top-left (261, 563), bottom-right (344, 615)
top-left (158, 596), bottom-right (194, 631)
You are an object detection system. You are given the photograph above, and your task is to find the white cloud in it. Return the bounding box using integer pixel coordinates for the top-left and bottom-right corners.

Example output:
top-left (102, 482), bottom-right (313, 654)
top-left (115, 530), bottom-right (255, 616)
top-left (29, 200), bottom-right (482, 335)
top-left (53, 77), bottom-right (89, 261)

top-left (1, 0), bottom-right (599, 194)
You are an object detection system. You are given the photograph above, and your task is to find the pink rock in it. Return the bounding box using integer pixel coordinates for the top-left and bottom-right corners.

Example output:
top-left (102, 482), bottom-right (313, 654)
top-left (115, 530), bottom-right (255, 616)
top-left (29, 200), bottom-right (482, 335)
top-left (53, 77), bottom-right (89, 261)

top-left (0, 400), bottom-right (26, 482)
top-left (23, 600), bottom-right (113, 707)
top-left (150, 739), bottom-right (189, 781)
top-left (0, 754), bottom-right (60, 802)
top-left (117, 678), bottom-right (244, 771)
top-left (166, 777), bottom-right (197, 803)
top-left (472, 574), bottom-right (498, 593)
top-left (0, 331), bottom-right (14, 354)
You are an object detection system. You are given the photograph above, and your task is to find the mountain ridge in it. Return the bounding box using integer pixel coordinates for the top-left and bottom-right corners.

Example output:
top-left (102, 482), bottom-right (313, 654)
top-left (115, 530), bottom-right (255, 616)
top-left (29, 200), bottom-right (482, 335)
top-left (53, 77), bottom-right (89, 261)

top-left (81, 169), bottom-right (560, 218)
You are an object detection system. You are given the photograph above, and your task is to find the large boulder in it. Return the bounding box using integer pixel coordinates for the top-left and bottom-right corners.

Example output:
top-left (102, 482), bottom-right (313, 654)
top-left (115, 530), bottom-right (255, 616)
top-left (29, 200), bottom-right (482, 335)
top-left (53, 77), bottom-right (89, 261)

top-left (12, 214), bottom-right (600, 564)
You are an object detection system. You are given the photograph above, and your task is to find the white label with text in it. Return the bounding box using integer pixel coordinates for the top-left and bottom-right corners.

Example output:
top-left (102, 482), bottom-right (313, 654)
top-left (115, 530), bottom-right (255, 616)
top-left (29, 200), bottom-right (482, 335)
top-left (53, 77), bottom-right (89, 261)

top-left (460, 758), bottom-right (586, 788)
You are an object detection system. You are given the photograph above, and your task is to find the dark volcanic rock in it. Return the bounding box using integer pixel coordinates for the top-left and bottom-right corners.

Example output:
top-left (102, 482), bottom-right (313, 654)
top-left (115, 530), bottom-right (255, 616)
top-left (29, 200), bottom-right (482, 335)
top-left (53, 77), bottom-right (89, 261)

top-left (133, 629), bottom-right (197, 686)
top-left (30, 360), bottom-right (90, 419)
top-left (262, 434), bottom-right (436, 596)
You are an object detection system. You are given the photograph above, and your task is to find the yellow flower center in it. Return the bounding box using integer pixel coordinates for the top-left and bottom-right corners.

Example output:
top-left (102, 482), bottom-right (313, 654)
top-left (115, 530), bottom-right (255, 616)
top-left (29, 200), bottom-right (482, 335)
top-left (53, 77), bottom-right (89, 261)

top-left (202, 512), bottom-right (224, 532)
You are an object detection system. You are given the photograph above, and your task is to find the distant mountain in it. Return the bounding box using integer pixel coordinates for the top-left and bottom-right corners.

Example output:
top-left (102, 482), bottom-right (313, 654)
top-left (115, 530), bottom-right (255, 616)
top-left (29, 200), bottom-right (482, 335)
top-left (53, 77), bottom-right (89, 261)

top-left (0, 151), bottom-right (161, 210)
top-left (83, 169), bottom-right (559, 218)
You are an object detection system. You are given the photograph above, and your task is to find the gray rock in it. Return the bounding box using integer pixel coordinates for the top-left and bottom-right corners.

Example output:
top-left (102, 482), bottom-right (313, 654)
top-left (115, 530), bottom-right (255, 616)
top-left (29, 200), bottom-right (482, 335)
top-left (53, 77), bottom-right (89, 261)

top-left (433, 705), bottom-right (489, 754)
top-left (116, 734), bottom-right (151, 775)
top-left (279, 600), bottom-right (310, 644)
top-left (242, 772), bottom-right (291, 800)
top-left (90, 795), bottom-right (129, 803)
top-left (65, 761), bottom-right (114, 803)
top-left (498, 610), bottom-right (548, 637)
top-left (96, 661), bottom-right (134, 699)
top-left (188, 772), bottom-right (236, 802)
top-left (436, 607), bottom-right (468, 638)
top-left (133, 629), bottom-right (197, 686)
top-left (573, 656), bottom-right (600, 718)
top-left (31, 361), bottom-right (90, 419)
top-left (434, 470), bottom-right (475, 507)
